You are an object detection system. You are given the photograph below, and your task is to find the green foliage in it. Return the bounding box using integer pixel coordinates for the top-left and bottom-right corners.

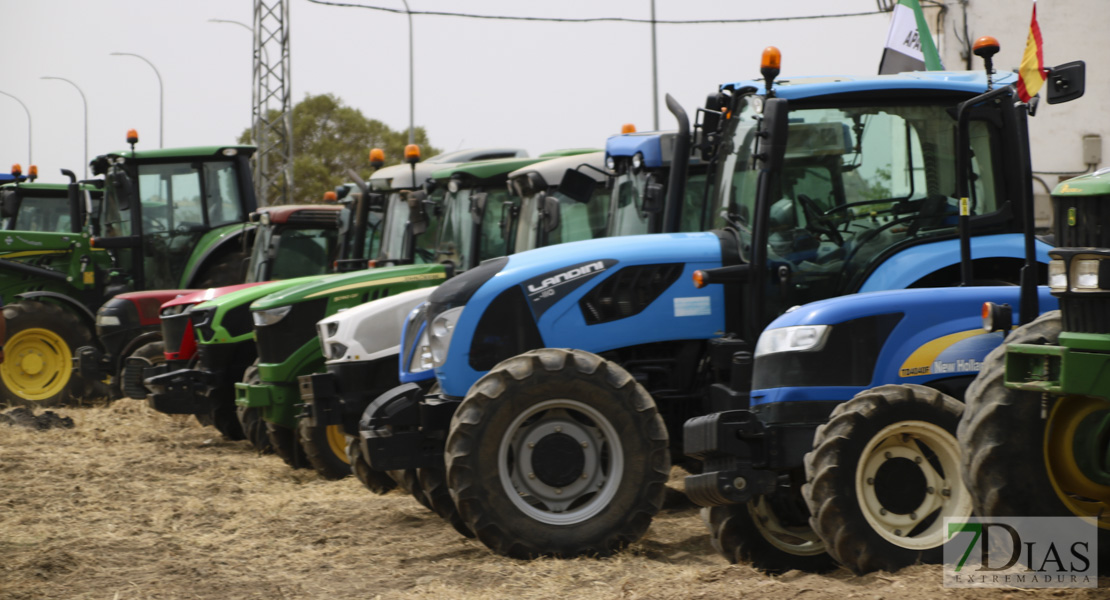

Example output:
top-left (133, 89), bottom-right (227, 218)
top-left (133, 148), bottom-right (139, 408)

top-left (241, 93), bottom-right (442, 205)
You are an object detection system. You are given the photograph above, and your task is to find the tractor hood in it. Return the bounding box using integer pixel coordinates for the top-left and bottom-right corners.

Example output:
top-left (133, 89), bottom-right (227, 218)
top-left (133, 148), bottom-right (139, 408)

top-left (249, 263), bottom-right (447, 312)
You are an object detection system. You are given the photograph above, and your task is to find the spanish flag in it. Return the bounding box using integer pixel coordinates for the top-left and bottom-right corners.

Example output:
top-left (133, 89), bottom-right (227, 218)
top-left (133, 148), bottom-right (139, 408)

top-left (1016, 2), bottom-right (1047, 102)
top-left (878, 0), bottom-right (944, 74)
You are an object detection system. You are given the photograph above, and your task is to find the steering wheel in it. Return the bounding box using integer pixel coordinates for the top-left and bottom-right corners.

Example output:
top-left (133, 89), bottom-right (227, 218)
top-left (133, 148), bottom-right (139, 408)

top-left (145, 218), bottom-right (168, 232)
top-left (797, 194), bottom-right (844, 246)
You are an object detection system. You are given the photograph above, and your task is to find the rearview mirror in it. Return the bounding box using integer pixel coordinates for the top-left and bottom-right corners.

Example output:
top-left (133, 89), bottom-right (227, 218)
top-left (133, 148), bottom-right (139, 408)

top-left (469, 192), bottom-right (488, 224)
top-left (406, 190), bottom-right (429, 236)
top-left (0, 189), bottom-right (20, 219)
top-left (1046, 61), bottom-right (1085, 105)
top-left (542, 195), bottom-right (561, 233)
top-left (107, 169), bottom-right (134, 211)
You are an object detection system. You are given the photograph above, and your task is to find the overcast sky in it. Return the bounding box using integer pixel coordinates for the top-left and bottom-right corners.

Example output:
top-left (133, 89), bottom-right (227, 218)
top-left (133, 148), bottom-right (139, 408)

top-left (1, 1), bottom-right (899, 185)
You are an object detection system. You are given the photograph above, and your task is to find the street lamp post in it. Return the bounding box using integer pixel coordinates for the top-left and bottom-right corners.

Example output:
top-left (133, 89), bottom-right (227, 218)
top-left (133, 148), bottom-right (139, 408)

top-left (0, 90), bottom-right (32, 166)
top-left (41, 76), bottom-right (88, 179)
top-left (111, 52), bottom-right (165, 148)
top-left (401, 0), bottom-right (415, 145)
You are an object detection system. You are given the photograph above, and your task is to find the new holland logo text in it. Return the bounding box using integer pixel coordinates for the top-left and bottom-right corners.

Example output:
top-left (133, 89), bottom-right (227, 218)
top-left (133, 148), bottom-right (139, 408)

top-left (527, 261), bottom-right (606, 296)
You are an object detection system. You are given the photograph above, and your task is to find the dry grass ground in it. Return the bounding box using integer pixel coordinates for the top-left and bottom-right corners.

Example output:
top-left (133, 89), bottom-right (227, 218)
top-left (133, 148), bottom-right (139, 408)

top-left (0, 400), bottom-right (1104, 600)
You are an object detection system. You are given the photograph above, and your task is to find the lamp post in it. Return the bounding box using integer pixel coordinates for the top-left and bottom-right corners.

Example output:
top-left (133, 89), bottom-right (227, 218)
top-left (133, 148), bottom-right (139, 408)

top-left (0, 90), bottom-right (32, 166)
top-left (41, 76), bottom-right (88, 179)
top-left (111, 52), bottom-right (164, 148)
top-left (401, 0), bottom-right (415, 144)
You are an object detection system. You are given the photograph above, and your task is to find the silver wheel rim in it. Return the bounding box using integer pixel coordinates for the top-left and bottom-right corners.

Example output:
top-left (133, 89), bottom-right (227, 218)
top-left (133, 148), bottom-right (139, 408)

top-left (854, 419), bottom-right (972, 551)
top-left (498, 398), bottom-right (624, 525)
top-left (747, 496), bottom-right (826, 557)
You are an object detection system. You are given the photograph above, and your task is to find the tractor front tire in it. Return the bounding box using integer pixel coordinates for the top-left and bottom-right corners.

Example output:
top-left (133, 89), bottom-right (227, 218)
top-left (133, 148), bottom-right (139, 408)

top-left (959, 311), bottom-right (1110, 572)
top-left (237, 363), bottom-right (272, 453)
top-left (804, 384), bottom-right (971, 574)
top-left (0, 301), bottom-right (95, 407)
top-left (445, 348), bottom-right (669, 558)
top-left (417, 466), bottom-right (474, 538)
top-left (347, 436), bottom-right (397, 494)
top-left (298, 419), bottom-right (351, 480)
top-left (703, 491), bottom-right (835, 573)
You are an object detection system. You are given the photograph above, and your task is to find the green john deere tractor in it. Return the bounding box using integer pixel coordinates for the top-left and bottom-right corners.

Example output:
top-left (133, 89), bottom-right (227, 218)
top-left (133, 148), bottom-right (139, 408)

top-left (0, 134), bottom-right (258, 406)
top-left (960, 167), bottom-right (1110, 571)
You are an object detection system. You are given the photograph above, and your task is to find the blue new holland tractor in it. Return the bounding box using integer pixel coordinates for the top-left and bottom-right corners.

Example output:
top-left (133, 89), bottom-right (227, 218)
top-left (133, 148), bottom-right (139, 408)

top-left (359, 46), bottom-right (1070, 559)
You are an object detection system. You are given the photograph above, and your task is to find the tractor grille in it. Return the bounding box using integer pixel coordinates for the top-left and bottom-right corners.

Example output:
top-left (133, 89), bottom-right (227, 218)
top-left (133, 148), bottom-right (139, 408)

top-left (1061, 296), bottom-right (1110, 334)
top-left (161, 313), bottom-right (192, 355)
top-left (255, 298), bottom-right (329, 365)
top-left (1054, 195), bottom-right (1110, 247)
top-left (287, 210), bottom-right (342, 226)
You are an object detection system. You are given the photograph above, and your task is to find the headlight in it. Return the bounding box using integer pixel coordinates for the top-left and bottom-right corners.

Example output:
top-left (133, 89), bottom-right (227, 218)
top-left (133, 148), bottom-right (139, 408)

top-left (1073, 259), bottom-right (1101, 290)
top-left (414, 330), bottom-right (434, 372)
top-left (428, 306), bottom-right (464, 367)
top-left (631, 152), bottom-right (643, 170)
top-left (96, 314), bottom-right (121, 326)
top-left (1047, 260), bottom-right (1067, 292)
top-left (326, 321), bottom-right (339, 337)
top-left (605, 155), bottom-right (617, 171)
top-left (753, 325), bottom-right (830, 358)
top-left (160, 304), bottom-right (187, 317)
top-left (328, 342), bottom-right (348, 360)
top-left (252, 305), bottom-right (292, 327)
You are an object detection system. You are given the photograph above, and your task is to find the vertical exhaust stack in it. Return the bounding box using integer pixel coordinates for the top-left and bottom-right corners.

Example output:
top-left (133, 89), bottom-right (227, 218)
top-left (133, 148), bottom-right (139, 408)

top-left (663, 94), bottom-right (690, 235)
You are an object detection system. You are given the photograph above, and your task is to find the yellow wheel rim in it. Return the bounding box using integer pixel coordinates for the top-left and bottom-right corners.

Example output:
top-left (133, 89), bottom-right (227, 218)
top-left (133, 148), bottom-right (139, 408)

top-left (326, 425), bottom-right (350, 465)
top-left (1044, 395), bottom-right (1110, 529)
top-left (0, 327), bottom-right (73, 401)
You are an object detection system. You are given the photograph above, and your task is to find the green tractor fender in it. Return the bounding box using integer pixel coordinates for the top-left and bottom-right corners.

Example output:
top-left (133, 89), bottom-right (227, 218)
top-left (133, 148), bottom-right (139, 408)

top-left (179, 223), bottom-right (256, 288)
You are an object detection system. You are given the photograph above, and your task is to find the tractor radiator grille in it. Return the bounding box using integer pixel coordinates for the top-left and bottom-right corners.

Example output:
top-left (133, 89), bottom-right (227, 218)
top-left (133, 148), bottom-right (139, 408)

top-left (255, 298), bottom-right (329, 365)
top-left (1061, 296), bottom-right (1110, 334)
top-left (1054, 195), bottom-right (1110, 247)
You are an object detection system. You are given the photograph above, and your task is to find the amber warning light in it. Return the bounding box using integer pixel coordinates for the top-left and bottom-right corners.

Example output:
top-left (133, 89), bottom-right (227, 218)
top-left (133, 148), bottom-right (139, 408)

top-left (405, 144), bottom-right (421, 165)
top-left (369, 148), bottom-right (386, 168)
top-left (323, 191), bottom-right (338, 202)
top-left (10, 164), bottom-right (21, 177)
top-left (621, 123), bottom-right (636, 134)
top-left (127, 129), bottom-right (139, 144)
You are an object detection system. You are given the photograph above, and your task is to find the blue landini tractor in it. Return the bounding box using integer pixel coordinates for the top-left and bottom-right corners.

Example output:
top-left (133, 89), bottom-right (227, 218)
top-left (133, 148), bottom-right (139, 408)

top-left (684, 44), bottom-right (1087, 574)
top-left (359, 45), bottom-right (1066, 559)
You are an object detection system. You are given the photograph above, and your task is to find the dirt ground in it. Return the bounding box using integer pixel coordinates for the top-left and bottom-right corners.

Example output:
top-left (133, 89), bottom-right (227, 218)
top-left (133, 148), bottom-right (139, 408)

top-left (0, 400), bottom-right (1104, 600)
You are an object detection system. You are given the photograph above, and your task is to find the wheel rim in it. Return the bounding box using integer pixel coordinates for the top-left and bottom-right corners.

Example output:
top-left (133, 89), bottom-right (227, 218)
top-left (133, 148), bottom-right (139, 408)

top-left (0, 328), bottom-right (72, 400)
top-left (747, 497), bottom-right (826, 557)
top-left (327, 425), bottom-right (351, 465)
top-left (1044, 396), bottom-right (1110, 529)
top-left (498, 398), bottom-right (624, 525)
top-left (855, 420), bottom-right (971, 550)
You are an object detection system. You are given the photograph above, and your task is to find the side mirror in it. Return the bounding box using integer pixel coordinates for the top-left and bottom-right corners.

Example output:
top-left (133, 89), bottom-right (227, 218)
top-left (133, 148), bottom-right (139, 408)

top-left (758, 97), bottom-right (790, 172)
top-left (107, 170), bottom-right (133, 211)
top-left (499, 201), bottom-right (518, 243)
top-left (1046, 61), bottom-right (1085, 105)
top-left (642, 178), bottom-right (665, 214)
top-left (0, 189), bottom-right (19, 219)
top-left (406, 190), bottom-right (429, 236)
top-left (557, 168), bottom-right (597, 204)
top-left (542, 195), bottom-right (561, 233)
top-left (469, 191), bottom-right (488, 224)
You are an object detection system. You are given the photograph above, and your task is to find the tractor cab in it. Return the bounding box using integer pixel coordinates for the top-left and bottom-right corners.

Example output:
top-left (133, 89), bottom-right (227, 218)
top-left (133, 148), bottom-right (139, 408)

top-left (246, 203), bottom-right (346, 281)
top-left (372, 147), bottom-right (529, 266)
top-left (91, 132), bottom-right (257, 291)
top-left (605, 129), bottom-right (709, 236)
top-left (508, 151), bottom-right (610, 251)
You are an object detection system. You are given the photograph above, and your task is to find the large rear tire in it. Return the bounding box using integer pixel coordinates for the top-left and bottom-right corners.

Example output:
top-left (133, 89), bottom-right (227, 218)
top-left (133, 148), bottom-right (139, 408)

top-left (347, 436), bottom-right (397, 494)
top-left (958, 311), bottom-right (1110, 572)
top-left (298, 418), bottom-right (351, 480)
top-left (417, 466), bottom-right (474, 538)
top-left (193, 250), bottom-right (248, 288)
top-left (445, 348), bottom-right (669, 558)
top-left (0, 301), bottom-right (95, 407)
top-left (803, 384), bottom-right (971, 574)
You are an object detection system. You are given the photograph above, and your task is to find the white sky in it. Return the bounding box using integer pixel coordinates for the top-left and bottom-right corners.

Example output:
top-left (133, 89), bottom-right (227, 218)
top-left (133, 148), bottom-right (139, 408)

top-left (1, 1), bottom-right (899, 183)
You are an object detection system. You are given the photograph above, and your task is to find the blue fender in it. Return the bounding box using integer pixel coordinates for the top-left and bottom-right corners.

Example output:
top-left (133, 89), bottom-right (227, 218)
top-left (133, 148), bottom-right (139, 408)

top-left (858, 234), bottom-right (1051, 292)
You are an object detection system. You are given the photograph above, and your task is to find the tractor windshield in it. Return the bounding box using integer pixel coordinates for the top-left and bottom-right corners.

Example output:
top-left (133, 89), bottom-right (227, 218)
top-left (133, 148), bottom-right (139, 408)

top-left (714, 93), bottom-right (1003, 317)
top-left (1, 192), bottom-right (72, 232)
top-left (248, 224), bottom-right (339, 282)
top-left (515, 185), bottom-right (610, 252)
top-left (378, 190), bottom-right (442, 264)
top-left (608, 167), bottom-right (711, 236)
top-left (436, 186), bottom-right (513, 268)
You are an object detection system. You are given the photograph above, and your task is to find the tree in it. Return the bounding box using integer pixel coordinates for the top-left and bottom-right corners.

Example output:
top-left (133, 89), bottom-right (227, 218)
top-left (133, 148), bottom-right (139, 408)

top-left (240, 93), bottom-right (442, 205)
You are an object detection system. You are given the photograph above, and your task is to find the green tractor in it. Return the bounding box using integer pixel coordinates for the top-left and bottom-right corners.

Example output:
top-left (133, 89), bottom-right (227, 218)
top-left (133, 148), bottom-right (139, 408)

top-left (236, 150), bottom-right (599, 471)
top-left (960, 166), bottom-right (1110, 571)
top-left (143, 147), bottom-right (527, 440)
top-left (0, 132), bottom-right (258, 406)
